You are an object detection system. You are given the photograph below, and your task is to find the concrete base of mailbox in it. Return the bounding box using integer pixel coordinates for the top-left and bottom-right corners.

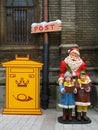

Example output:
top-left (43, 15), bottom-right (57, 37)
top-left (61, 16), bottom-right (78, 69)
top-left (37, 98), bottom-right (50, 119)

top-left (2, 108), bottom-right (42, 115)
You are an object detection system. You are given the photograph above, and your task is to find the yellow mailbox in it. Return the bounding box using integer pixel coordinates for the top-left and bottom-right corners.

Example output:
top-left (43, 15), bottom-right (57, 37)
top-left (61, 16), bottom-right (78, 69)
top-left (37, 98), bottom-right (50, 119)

top-left (2, 54), bottom-right (43, 115)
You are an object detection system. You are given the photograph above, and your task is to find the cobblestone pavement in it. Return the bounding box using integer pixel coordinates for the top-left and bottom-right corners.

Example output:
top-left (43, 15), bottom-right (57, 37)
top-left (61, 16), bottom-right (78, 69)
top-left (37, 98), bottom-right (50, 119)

top-left (0, 108), bottom-right (98, 130)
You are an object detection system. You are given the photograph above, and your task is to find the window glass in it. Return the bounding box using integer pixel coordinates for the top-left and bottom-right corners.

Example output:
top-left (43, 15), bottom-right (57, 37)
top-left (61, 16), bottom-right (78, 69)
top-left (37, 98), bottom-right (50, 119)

top-left (6, 0), bottom-right (33, 6)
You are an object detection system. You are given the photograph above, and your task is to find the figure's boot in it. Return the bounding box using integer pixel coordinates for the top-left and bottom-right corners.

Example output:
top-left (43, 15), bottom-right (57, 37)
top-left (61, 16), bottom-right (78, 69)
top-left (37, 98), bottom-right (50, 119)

top-left (68, 109), bottom-right (72, 121)
top-left (62, 109), bottom-right (67, 121)
top-left (82, 112), bottom-right (88, 121)
top-left (77, 112), bottom-right (81, 121)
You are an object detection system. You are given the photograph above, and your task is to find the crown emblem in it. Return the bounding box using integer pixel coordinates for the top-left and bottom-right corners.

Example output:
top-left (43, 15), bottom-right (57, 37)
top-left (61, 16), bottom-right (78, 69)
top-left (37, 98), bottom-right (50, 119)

top-left (15, 78), bottom-right (29, 87)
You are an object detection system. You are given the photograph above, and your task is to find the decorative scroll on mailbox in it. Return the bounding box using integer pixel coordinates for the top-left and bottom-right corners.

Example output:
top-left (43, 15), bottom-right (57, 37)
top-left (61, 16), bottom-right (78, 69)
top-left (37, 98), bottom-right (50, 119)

top-left (2, 54), bottom-right (43, 115)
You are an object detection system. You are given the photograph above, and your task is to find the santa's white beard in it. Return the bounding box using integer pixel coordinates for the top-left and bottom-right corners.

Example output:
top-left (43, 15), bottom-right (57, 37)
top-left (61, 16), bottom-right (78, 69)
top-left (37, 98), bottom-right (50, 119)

top-left (64, 56), bottom-right (83, 75)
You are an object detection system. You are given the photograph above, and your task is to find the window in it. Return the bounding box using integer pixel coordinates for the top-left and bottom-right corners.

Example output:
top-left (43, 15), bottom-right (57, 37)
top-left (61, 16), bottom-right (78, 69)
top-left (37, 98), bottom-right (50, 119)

top-left (6, 0), bottom-right (33, 7)
top-left (5, 0), bottom-right (34, 45)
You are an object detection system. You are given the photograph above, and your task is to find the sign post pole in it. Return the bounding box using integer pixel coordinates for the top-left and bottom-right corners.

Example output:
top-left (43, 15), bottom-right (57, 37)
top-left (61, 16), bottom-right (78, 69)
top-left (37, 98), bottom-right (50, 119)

top-left (31, 1), bottom-right (61, 109)
top-left (41, 0), bottom-right (49, 109)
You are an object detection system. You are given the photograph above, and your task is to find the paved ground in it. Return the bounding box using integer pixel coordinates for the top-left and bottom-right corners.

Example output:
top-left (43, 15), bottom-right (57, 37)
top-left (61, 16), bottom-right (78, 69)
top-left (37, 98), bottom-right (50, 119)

top-left (0, 108), bottom-right (98, 130)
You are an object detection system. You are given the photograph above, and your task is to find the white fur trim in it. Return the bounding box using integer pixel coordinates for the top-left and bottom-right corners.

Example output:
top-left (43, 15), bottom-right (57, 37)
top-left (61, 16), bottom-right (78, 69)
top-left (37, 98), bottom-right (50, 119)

top-left (77, 110), bottom-right (82, 112)
top-left (77, 110), bottom-right (87, 112)
top-left (58, 77), bottom-right (64, 81)
top-left (82, 110), bottom-right (87, 112)
top-left (75, 102), bottom-right (91, 106)
top-left (68, 49), bottom-right (70, 53)
top-left (58, 104), bottom-right (75, 109)
top-left (71, 50), bottom-right (80, 55)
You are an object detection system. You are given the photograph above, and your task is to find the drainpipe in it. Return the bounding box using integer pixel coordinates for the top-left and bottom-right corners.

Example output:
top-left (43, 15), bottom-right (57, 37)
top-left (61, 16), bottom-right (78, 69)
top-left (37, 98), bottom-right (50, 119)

top-left (41, 0), bottom-right (49, 109)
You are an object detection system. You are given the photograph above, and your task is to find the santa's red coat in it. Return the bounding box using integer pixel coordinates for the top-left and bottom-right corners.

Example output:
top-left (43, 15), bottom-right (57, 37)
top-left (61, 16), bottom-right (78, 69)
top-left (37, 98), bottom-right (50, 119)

top-left (59, 60), bottom-right (86, 79)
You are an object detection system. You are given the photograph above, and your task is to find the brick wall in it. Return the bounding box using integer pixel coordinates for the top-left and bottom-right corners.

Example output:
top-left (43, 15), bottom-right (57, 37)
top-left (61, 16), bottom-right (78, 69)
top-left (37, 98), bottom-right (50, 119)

top-left (61, 0), bottom-right (76, 44)
top-left (75, 0), bottom-right (97, 46)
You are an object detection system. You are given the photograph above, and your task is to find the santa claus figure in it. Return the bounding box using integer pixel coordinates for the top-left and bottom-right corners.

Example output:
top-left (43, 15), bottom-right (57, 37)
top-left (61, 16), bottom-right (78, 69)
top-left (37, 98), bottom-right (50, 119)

top-left (58, 47), bottom-right (87, 85)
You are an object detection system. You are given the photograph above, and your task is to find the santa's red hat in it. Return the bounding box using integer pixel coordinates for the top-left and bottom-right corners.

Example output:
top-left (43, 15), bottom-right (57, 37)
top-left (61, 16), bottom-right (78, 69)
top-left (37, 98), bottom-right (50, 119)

top-left (68, 48), bottom-right (80, 56)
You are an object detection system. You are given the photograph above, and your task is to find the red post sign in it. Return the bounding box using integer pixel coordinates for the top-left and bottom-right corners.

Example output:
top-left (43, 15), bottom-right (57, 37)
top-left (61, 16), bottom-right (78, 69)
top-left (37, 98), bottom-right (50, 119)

top-left (31, 20), bottom-right (62, 33)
